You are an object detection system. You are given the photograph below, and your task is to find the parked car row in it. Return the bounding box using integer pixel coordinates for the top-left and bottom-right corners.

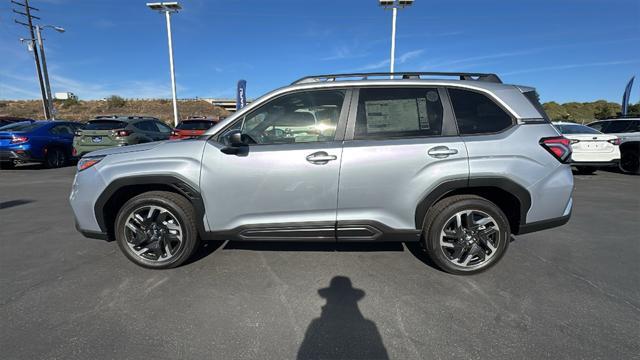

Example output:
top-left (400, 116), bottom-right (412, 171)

top-left (0, 115), bottom-right (220, 169)
top-left (551, 117), bottom-right (640, 175)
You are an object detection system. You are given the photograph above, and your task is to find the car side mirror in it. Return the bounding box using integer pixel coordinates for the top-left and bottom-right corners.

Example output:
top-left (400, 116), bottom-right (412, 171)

top-left (221, 130), bottom-right (248, 155)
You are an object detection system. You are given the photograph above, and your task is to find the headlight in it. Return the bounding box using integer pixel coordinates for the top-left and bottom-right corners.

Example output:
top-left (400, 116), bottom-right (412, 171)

top-left (77, 156), bottom-right (104, 171)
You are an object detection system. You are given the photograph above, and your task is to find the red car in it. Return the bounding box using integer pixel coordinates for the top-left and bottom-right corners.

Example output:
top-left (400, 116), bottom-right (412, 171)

top-left (170, 118), bottom-right (217, 140)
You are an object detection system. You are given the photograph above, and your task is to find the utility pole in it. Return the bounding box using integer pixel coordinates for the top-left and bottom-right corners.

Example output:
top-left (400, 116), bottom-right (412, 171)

top-left (35, 25), bottom-right (65, 120)
top-left (12, 0), bottom-right (51, 119)
top-left (147, 2), bottom-right (182, 126)
top-left (379, 1), bottom-right (414, 79)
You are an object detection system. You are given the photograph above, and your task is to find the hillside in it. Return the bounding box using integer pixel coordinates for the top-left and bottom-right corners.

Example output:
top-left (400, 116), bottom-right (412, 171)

top-left (0, 98), bottom-right (229, 125)
top-left (1, 98), bottom-right (637, 124)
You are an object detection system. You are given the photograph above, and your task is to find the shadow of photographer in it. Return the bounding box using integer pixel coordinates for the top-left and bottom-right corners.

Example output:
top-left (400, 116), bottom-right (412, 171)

top-left (297, 276), bottom-right (389, 360)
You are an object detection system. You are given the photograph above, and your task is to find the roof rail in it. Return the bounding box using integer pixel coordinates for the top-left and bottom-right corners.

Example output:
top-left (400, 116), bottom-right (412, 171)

top-left (291, 72), bottom-right (502, 85)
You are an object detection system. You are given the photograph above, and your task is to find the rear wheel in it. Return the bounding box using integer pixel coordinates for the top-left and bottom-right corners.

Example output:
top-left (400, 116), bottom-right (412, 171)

top-left (620, 149), bottom-right (639, 174)
top-left (575, 166), bottom-right (597, 175)
top-left (422, 195), bottom-right (510, 275)
top-left (45, 148), bottom-right (67, 168)
top-left (0, 161), bottom-right (16, 170)
top-left (115, 191), bottom-right (199, 269)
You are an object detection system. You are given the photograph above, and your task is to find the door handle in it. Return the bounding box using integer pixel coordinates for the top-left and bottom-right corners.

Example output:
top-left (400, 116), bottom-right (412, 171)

top-left (306, 151), bottom-right (337, 164)
top-left (428, 146), bottom-right (458, 158)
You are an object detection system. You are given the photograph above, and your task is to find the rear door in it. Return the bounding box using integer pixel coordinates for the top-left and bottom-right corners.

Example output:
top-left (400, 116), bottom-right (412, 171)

top-left (336, 87), bottom-right (468, 240)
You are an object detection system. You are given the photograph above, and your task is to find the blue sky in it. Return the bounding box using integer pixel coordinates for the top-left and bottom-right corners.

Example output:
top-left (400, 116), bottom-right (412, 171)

top-left (1, 0), bottom-right (639, 103)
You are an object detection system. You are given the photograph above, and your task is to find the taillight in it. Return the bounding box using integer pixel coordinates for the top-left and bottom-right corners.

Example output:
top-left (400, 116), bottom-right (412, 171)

top-left (72, 147), bottom-right (77, 157)
top-left (540, 136), bottom-right (572, 163)
top-left (10, 136), bottom-right (28, 144)
top-left (171, 130), bottom-right (179, 136)
top-left (607, 138), bottom-right (621, 146)
top-left (115, 129), bottom-right (131, 137)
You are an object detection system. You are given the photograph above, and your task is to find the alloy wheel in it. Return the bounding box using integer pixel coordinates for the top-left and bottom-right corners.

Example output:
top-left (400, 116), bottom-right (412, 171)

top-left (123, 205), bottom-right (184, 262)
top-left (439, 209), bottom-right (500, 268)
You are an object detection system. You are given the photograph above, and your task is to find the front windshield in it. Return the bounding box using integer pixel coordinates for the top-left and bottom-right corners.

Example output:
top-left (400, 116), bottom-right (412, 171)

top-left (555, 124), bottom-right (601, 135)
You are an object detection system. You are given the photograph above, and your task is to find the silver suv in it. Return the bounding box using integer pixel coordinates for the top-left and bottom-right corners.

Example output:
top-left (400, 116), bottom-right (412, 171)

top-left (70, 72), bottom-right (574, 274)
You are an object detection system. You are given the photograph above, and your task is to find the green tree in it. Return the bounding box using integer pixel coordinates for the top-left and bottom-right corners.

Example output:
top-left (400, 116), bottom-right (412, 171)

top-left (594, 103), bottom-right (613, 120)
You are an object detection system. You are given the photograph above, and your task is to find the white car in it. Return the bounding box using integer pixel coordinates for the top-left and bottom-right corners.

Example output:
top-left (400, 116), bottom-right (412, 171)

top-left (553, 122), bottom-right (621, 174)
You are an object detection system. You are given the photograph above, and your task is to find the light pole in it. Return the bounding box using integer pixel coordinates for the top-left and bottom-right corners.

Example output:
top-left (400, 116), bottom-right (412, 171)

top-left (146, 2), bottom-right (181, 126)
top-left (35, 25), bottom-right (65, 120)
top-left (379, 0), bottom-right (414, 78)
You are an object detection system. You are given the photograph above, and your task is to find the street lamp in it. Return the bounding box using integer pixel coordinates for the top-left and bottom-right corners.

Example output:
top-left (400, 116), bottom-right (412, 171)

top-left (379, 0), bottom-right (414, 78)
top-left (146, 1), bottom-right (181, 126)
top-left (35, 24), bottom-right (65, 120)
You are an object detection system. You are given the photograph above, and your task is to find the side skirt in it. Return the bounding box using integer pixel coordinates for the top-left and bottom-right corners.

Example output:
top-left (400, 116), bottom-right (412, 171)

top-left (204, 221), bottom-right (422, 242)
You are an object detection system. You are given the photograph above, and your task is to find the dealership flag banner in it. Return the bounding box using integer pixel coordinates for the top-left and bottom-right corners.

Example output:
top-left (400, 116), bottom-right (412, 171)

top-left (237, 80), bottom-right (247, 111)
top-left (622, 76), bottom-right (634, 115)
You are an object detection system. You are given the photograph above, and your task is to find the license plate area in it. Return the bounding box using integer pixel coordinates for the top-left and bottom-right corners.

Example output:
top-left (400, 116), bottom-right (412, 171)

top-left (91, 136), bottom-right (102, 143)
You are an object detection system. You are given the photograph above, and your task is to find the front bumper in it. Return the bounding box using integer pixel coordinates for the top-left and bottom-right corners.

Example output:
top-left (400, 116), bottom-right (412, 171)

top-left (75, 220), bottom-right (110, 241)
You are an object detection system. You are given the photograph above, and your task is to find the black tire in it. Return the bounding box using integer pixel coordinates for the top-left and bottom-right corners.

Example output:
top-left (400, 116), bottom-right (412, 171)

top-left (575, 166), bottom-right (597, 175)
top-left (0, 161), bottom-right (16, 170)
top-left (619, 149), bottom-right (639, 174)
top-left (115, 191), bottom-right (200, 269)
top-left (422, 195), bottom-right (510, 275)
top-left (45, 147), bottom-right (67, 168)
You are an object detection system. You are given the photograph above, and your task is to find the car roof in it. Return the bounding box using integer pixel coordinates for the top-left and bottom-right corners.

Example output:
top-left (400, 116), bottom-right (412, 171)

top-left (552, 121), bottom-right (587, 125)
top-left (90, 116), bottom-right (158, 122)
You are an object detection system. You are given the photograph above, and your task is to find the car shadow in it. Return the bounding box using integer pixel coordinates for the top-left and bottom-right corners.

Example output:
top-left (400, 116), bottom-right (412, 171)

top-left (183, 240), bottom-right (226, 265)
top-left (297, 276), bottom-right (389, 360)
top-left (0, 199), bottom-right (34, 210)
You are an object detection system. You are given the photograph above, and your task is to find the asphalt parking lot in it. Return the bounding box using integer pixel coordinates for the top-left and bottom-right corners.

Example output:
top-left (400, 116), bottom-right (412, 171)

top-left (0, 166), bottom-right (638, 360)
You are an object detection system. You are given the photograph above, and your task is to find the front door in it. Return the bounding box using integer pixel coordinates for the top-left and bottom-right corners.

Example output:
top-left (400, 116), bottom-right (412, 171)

top-left (336, 87), bottom-right (469, 240)
top-left (200, 89), bottom-right (351, 240)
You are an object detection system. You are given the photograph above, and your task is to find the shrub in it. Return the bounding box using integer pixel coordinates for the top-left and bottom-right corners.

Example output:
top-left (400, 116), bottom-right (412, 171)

top-left (106, 95), bottom-right (126, 108)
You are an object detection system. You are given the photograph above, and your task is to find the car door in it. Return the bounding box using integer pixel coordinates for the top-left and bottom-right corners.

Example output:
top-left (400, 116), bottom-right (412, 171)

top-left (153, 120), bottom-right (172, 140)
top-left (336, 87), bottom-right (468, 241)
top-left (133, 120), bottom-right (159, 142)
top-left (200, 89), bottom-right (351, 240)
top-left (49, 123), bottom-right (76, 154)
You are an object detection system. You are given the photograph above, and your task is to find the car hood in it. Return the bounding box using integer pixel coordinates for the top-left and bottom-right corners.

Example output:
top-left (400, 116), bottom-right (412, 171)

top-left (84, 141), bottom-right (164, 157)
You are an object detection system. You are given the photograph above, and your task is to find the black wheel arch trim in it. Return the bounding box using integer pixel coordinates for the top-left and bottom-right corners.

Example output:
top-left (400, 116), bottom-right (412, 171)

top-left (94, 175), bottom-right (206, 240)
top-left (414, 177), bottom-right (532, 233)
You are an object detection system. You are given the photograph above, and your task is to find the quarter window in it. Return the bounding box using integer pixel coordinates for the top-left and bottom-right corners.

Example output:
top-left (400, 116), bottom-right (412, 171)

top-left (449, 89), bottom-right (513, 135)
top-left (354, 87), bottom-right (444, 139)
top-left (239, 90), bottom-right (345, 145)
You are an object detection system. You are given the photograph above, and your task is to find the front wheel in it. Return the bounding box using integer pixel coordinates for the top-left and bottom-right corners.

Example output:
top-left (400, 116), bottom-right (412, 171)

top-left (115, 191), bottom-right (199, 269)
top-left (422, 195), bottom-right (510, 275)
top-left (620, 149), bottom-right (639, 174)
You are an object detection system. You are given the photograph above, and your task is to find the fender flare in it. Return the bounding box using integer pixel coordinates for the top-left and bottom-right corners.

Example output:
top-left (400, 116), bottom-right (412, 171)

top-left (414, 177), bottom-right (531, 230)
top-left (94, 175), bottom-right (206, 238)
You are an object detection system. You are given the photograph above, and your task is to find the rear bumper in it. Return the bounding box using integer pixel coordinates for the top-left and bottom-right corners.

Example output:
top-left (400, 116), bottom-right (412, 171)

top-left (0, 149), bottom-right (35, 162)
top-left (74, 144), bottom-right (125, 158)
top-left (571, 159), bottom-right (619, 167)
top-left (518, 213), bottom-right (571, 234)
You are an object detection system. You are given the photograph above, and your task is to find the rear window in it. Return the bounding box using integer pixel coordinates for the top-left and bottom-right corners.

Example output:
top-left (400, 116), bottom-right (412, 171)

top-left (523, 90), bottom-right (551, 122)
top-left (85, 120), bottom-right (127, 130)
top-left (0, 121), bottom-right (35, 131)
top-left (0, 122), bottom-right (45, 132)
top-left (449, 89), bottom-right (513, 135)
top-left (555, 124), bottom-right (601, 135)
top-left (600, 120), bottom-right (633, 133)
top-left (177, 120), bottom-right (215, 130)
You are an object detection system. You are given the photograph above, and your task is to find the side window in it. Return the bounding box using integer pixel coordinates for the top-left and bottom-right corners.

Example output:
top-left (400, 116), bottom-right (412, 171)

top-left (134, 121), bottom-right (157, 132)
top-left (355, 87), bottom-right (444, 140)
top-left (449, 89), bottom-right (513, 135)
top-left (240, 90), bottom-right (345, 145)
top-left (587, 121), bottom-right (606, 132)
top-left (50, 124), bottom-right (74, 135)
top-left (154, 121), bottom-right (172, 133)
